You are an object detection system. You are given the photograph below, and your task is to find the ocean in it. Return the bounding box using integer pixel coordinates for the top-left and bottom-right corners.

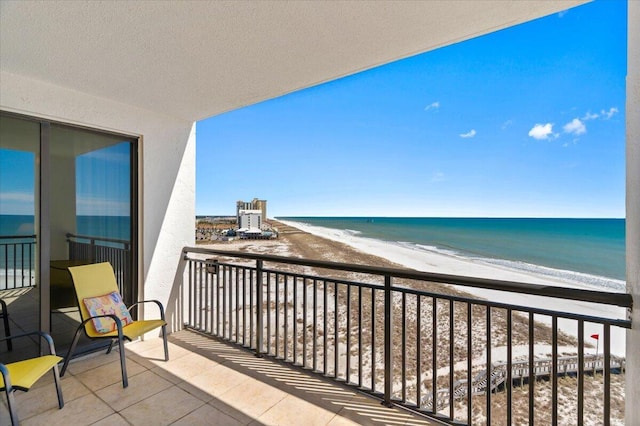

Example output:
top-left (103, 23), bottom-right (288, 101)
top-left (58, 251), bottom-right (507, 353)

top-left (276, 217), bottom-right (626, 290)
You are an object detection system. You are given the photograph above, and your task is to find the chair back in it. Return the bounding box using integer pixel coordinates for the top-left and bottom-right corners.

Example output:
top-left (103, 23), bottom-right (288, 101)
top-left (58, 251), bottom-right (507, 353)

top-left (67, 262), bottom-right (121, 337)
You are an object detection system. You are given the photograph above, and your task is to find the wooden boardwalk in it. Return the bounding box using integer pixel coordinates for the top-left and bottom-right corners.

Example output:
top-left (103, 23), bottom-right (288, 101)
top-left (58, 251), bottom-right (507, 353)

top-left (422, 354), bottom-right (625, 410)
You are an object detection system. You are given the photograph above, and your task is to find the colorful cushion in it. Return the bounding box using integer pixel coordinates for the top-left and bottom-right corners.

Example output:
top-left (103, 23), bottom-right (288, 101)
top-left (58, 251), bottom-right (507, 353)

top-left (83, 292), bottom-right (133, 333)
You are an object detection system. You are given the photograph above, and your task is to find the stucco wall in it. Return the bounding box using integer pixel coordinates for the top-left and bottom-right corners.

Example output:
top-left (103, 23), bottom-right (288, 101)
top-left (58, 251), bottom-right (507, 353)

top-left (0, 70), bottom-right (195, 323)
top-left (626, 1), bottom-right (640, 423)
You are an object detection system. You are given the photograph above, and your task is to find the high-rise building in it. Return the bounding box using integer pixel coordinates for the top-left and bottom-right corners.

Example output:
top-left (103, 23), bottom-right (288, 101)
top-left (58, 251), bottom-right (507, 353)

top-left (237, 198), bottom-right (267, 226)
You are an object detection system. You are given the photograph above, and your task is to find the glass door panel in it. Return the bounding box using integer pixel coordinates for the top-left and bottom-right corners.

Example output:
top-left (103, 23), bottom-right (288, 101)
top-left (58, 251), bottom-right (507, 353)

top-left (1, 112), bottom-right (138, 357)
top-left (49, 124), bottom-right (135, 352)
top-left (0, 114), bottom-right (40, 361)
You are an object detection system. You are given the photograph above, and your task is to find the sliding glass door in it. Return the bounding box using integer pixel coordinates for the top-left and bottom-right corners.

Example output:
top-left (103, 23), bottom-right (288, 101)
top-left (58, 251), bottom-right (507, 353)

top-left (0, 112), bottom-right (138, 356)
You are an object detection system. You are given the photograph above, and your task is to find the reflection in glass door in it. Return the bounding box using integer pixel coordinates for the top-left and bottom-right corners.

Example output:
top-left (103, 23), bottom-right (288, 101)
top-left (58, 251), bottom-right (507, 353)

top-left (0, 114), bottom-right (41, 360)
top-left (49, 124), bottom-right (136, 353)
top-left (0, 112), bottom-right (138, 357)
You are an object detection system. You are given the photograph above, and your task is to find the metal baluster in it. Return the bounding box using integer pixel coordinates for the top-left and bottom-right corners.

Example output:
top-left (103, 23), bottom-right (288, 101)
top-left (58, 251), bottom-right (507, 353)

top-left (334, 281), bottom-right (339, 378)
top-left (449, 300), bottom-right (454, 420)
top-left (578, 320), bottom-right (584, 425)
top-left (319, 279), bottom-right (323, 373)
top-left (529, 312), bottom-right (534, 425)
top-left (402, 292), bottom-right (407, 403)
top-left (256, 260), bottom-right (263, 356)
top-left (604, 324), bottom-right (611, 426)
top-left (417, 295), bottom-right (422, 409)
top-left (486, 306), bottom-right (491, 424)
top-left (507, 308), bottom-right (513, 426)
top-left (358, 285), bottom-right (363, 388)
top-left (432, 297), bottom-right (437, 413)
top-left (346, 283), bottom-right (352, 384)
top-left (383, 275), bottom-right (392, 407)
top-left (371, 289), bottom-right (376, 392)
top-left (552, 315), bottom-right (558, 426)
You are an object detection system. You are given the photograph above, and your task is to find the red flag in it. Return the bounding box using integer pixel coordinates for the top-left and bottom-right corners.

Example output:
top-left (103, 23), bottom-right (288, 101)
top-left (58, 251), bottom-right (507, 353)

top-left (591, 334), bottom-right (599, 340)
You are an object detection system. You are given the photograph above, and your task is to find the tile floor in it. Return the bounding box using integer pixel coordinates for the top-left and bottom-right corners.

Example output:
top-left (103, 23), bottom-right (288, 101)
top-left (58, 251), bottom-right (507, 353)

top-left (1, 329), bottom-right (439, 425)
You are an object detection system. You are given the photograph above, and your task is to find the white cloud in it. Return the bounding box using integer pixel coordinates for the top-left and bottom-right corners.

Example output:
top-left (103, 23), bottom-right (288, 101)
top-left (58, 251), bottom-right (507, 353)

top-left (0, 192), bottom-right (35, 215)
top-left (459, 129), bottom-right (476, 138)
top-left (76, 196), bottom-right (130, 216)
top-left (601, 107), bottom-right (618, 119)
top-left (424, 101), bottom-right (440, 111)
top-left (582, 111), bottom-right (599, 121)
top-left (563, 118), bottom-right (586, 136)
top-left (557, 10), bottom-right (568, 18)
top-left (430, 172), bottom-right (446, 183)
top-left (528, 123), bottom-right (554, 140)
top-left (0, 192), bottom-right (34, 202)
top-left (501, 120), bottom-right (513, 130)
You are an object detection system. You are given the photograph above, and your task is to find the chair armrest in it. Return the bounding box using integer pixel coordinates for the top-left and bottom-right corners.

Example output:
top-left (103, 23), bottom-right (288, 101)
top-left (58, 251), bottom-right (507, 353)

top-left (0, 363), bottom-right (12, 390)
top-left (0, 330), bottom-right (58, 355)
top-left (128, 300), bottom-right (166, 321)
top-left (80, 314), bottom-right (125, 336)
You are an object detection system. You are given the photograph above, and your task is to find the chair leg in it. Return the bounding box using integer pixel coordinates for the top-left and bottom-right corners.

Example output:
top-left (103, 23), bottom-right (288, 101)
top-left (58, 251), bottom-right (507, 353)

top-left (0, 299), bottom-right (11, 352)
top-left (60, 326), bottom-right (83, 377)
top-left (162, 324), bottom-right (169, 361)
top-left (52, 364), bottom-right (64, 409)
top-left (5, 389), bottom-right (18, 426)
top-left (106, 339), bottom-right (115, 354)
top-left (116, 336), bottom-right (128, 388)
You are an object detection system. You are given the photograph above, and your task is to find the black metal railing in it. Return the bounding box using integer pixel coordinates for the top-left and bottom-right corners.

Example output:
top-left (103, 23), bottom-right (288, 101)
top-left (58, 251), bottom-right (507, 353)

top-left (180, 247), bottom-right (632, 425)
top-left (66, 233), bottom-right (132, 305)
top-left (0, 235), bottom-right (36, 290)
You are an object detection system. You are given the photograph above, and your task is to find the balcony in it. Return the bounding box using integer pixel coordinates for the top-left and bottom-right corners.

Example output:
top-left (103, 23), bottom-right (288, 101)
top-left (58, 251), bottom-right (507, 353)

top-left (175, 247), bottom-right (631, 425)
top-left (0, 246), bottom-right (632, 425)
top-left (1, 331), bottom-right (436, 425)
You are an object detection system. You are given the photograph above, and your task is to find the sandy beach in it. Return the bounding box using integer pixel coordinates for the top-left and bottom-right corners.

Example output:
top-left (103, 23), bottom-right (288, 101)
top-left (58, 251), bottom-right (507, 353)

top-left (196, 219), bottom-right (626, 424)
top-left (200, 219), bottom-right (627, 355)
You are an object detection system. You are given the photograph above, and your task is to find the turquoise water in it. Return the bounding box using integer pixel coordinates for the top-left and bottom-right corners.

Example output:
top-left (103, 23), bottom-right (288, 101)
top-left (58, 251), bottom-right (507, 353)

top-left (277, 217), bottom-right (626, 283)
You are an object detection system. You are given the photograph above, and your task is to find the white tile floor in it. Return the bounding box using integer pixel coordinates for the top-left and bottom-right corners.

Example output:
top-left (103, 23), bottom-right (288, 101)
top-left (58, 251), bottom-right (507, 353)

top-left (1, 330), bottom-right (438, 425)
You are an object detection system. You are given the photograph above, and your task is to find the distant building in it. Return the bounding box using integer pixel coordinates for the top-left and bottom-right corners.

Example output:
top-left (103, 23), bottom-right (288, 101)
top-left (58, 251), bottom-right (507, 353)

top-left (236, 198), bottom-right (267, 224)
top-left (238, 209), bottom-right (262, 231)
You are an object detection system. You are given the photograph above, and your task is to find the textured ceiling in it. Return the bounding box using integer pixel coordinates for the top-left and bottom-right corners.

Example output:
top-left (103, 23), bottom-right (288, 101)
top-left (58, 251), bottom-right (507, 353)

top-left (0, 1), bottom-right (586, 122)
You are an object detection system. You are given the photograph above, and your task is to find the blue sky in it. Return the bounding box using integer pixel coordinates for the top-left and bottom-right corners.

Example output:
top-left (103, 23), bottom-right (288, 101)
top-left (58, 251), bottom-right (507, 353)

top-left (0, 142), bottom-right (130, 216)
top-left (0, 150), bottom-right (35, 215)
top-left (196, 1), bottom-right (626, 218)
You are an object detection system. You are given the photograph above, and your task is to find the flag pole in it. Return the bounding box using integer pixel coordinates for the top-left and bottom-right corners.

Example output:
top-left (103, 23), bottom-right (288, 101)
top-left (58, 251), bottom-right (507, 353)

top-left (590, 333), bottom-right (600, 376)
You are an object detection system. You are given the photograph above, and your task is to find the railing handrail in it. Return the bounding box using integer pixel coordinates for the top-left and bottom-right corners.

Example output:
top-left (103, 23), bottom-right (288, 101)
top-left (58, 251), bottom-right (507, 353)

top-left (66, 232), bottom-right (130, 246)
top-left (188, 255), bottom-right (631, 329)
top-left (183, 246), bottom-right (633, 309)
top-left (0, 234), bottom-right (37, 240)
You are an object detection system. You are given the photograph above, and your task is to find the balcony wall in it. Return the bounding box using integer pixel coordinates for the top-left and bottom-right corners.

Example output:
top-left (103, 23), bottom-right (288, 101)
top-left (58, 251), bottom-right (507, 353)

top-left (627, 1), bottom-right (640, 424)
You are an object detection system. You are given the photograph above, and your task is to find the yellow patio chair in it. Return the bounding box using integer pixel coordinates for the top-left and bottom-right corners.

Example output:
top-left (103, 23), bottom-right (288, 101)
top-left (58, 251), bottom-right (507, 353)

top-left (1, 331), bottom-right (64, 426)
top-left (59, 262), bottom-right (168, 388)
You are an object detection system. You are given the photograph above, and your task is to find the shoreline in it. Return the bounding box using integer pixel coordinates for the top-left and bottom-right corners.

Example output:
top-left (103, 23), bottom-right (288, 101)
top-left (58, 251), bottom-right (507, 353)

top-left (201, 219), bottom-right (627, 356)
top-left (278, 219), bottom-right (628, 356)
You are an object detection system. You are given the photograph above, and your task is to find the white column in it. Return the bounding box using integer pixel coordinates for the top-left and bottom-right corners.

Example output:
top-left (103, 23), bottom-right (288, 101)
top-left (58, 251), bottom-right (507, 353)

top-left (626, 0), bottom-right (640, 424)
